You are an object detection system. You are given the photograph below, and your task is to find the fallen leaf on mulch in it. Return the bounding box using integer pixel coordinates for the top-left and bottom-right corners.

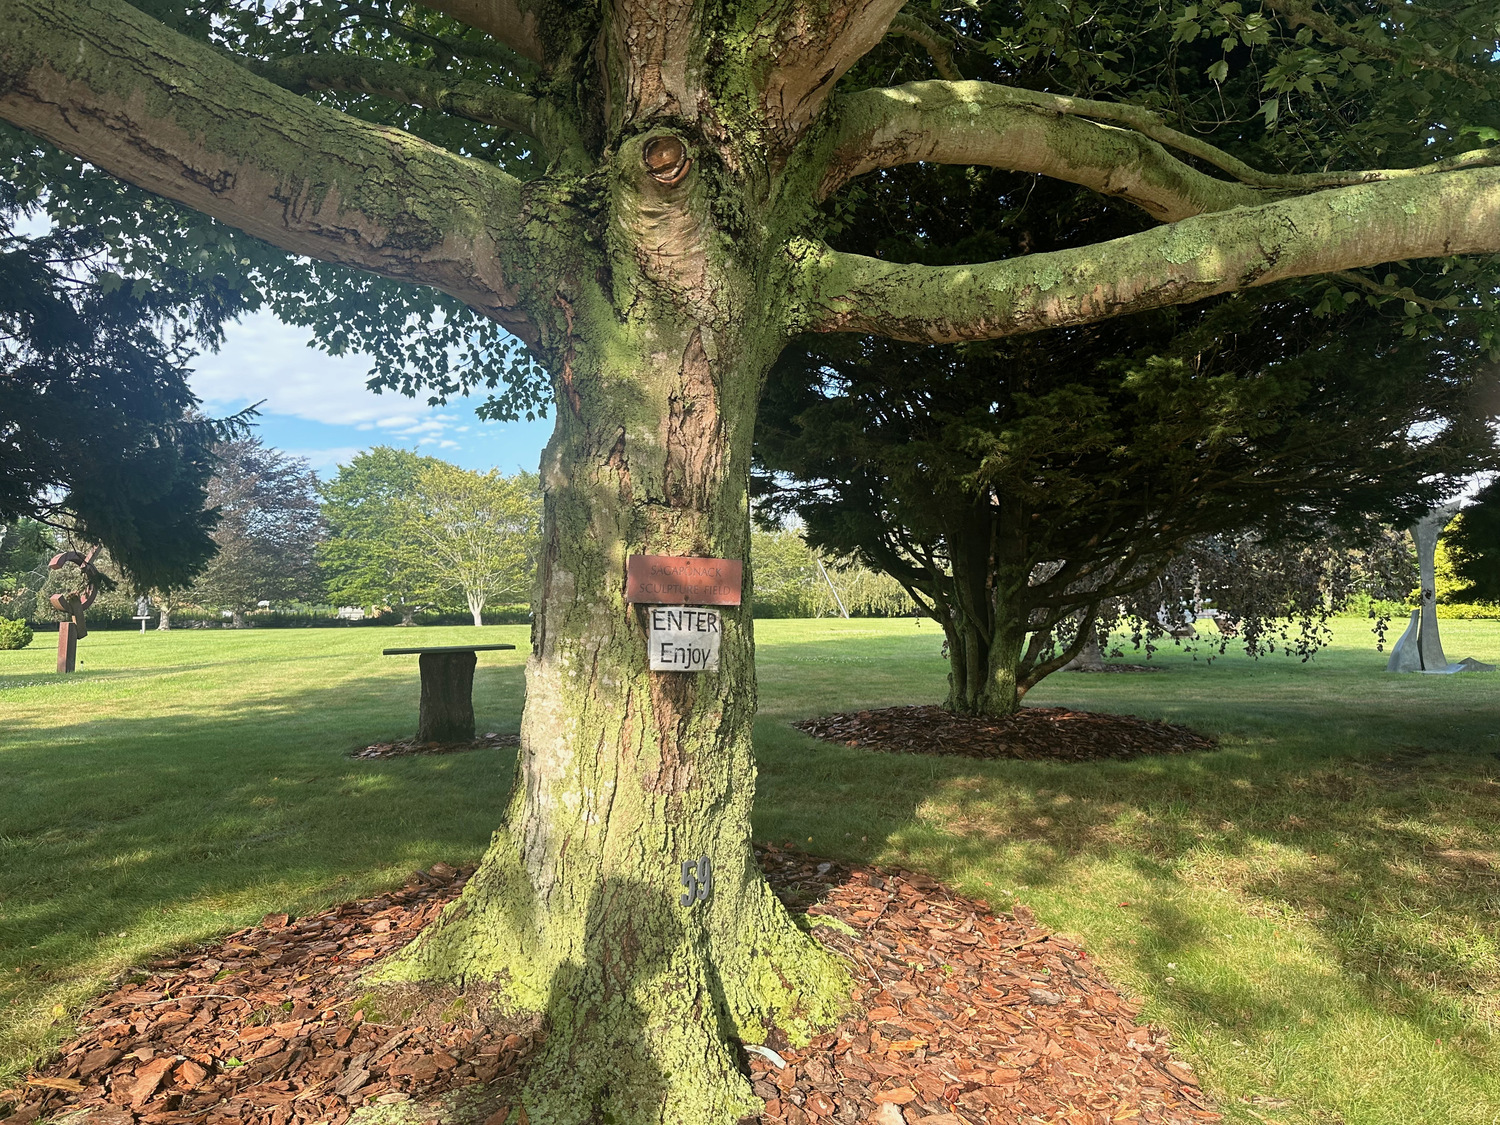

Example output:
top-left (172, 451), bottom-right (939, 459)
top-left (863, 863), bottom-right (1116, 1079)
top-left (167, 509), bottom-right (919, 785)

top-left (795, 704), bottom-right (1216, 762)
top-left (351, 732), bottom-right (519, 760)
top-left (4, 854), bottom-right (1220, 1125)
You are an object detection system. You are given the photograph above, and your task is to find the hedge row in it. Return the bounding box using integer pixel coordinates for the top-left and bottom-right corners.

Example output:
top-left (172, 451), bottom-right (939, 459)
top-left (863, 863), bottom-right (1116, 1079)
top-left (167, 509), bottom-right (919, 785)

top-left (22, 606), bottom-right (534, 631)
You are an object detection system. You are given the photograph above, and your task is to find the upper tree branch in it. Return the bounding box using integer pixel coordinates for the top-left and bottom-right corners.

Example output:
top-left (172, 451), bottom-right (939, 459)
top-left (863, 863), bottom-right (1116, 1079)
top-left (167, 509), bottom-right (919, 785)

top-left (884, 13), bottom-right (960, 81)
top-left (248, 53), bottom-right (543, 136)
top-left (753, 0), bottom-right (910, 140)
top-left (820, 81), bottom-right (1264, 220)
top-left (409, 0), bottom-right (546, 63)
top-left (819, 81), bottom-right (1500, 219)
top-left (788, 165), bottom-right (1500, 342)
top-left (0, 0), bottom-right (532, 335)
top-left (1260, 0), bottom-right (1491, 87)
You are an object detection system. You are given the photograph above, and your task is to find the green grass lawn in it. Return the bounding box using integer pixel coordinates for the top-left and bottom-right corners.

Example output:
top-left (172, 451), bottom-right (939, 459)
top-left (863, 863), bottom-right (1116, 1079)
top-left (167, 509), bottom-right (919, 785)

top-left (3, 619), bottom-right (1499, 1124)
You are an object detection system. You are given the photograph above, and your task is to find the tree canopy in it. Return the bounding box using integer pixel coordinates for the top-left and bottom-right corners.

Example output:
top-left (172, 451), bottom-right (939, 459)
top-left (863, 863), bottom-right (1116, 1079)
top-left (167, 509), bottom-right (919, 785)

top-left (402, 461), bottom-right (541, 625)
top-left (5, 0), bottom-right (1499, 1119)
top-left (318, 446), bottom-right (449, 622)
top-left (1446, 480), bottom-right (1500, 603)
top-left (0, 220), bottom-right (248, 590)
top-left (187, 435), bottom-right (324, 623)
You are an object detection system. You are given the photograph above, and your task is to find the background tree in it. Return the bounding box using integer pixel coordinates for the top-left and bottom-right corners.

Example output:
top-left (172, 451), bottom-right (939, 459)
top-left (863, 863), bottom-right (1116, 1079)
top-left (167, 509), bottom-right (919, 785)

top-left (751, 527), bottom-right (915, 618)
top-left (1444, 480), bottom-right (1500, 603)
top-left (0, 218), bottom-right (247, 591)
top-left (403, 464), bottom-right (540, 626)
top-left (759, 282), bottom-right (1498, 715)
top-left (318, 446), bottom-right (446, 625)
top-left (5, 0), bottom-right (1500, 1117)
top-left (0, 518), bottom-right (53, 622)
top-left (188, 436), bottom-right (323, 626)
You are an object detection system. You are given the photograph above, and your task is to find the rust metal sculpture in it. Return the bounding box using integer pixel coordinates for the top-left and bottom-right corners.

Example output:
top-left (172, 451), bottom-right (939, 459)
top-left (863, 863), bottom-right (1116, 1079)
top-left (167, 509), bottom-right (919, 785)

top-left (48, 546), bottom-right (102, 673)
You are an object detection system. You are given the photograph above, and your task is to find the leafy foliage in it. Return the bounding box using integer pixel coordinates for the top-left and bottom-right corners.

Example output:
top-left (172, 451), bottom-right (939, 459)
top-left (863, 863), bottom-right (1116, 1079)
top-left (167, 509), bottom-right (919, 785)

top-left (400, 463), bottom-right (541, 625)
top-left (317, 447), bottom-right (449, 620)
top-left (1444, 479), bottom-right (1500, 603)
top-left (751, 529), bottom-right (915, 619)
top-left (187, 435), bottom-right (324, 618)
top-left (0, 220), bottom-right (250, 590)
top-left (0, 615), bottom-right (33, 650)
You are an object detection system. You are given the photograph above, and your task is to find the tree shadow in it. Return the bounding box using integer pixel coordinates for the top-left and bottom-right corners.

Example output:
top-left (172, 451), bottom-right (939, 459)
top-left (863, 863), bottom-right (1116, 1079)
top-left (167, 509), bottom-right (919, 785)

top-left (752, 711), bottom-right (1500, 1066)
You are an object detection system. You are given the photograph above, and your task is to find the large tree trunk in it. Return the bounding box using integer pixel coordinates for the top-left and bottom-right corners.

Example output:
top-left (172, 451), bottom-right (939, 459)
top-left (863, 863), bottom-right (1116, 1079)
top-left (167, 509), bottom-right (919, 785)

top-left (156, 607), bottom-right (171, 631)
top-left (468, 594), bottom-right (485, 627)
top-left (379, 279), bottom-right (847, 1122)
top-left (944, 609), bottom-right (1027, 716)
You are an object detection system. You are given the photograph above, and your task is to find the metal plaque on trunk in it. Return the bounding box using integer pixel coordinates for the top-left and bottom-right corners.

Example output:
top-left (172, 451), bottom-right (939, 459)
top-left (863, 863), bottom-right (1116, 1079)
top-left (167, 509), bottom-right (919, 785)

top-left (626, 554), bottom-right (742, 605)
top-left (648, 606), bottom-right (722, 672)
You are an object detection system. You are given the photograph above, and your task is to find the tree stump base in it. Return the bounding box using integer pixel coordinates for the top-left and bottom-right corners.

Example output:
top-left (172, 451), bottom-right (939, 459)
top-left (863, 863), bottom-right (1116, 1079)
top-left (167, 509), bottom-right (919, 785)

top-left (417, 651), bottom-right (478, 743)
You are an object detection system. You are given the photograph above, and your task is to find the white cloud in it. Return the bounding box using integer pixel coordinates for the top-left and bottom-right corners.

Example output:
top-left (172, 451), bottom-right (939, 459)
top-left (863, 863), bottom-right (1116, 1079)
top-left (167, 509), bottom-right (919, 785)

top-left (285, 446), bottom-right (364, 473)
top-left (190, 311), bottom-right (426, 427)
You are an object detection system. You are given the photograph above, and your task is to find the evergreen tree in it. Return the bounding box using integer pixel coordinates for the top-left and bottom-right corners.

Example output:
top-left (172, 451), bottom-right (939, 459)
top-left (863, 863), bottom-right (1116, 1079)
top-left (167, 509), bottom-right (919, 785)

top-left (0, 220), bottom-right (247, 590)
top-left (188, 436), bottom-right (324, 625)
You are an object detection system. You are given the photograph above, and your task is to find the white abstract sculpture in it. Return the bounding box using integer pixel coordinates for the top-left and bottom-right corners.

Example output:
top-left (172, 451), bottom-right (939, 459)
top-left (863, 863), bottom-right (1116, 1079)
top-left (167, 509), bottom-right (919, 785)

top-left (1387, 503), bottom-right (1494, 674)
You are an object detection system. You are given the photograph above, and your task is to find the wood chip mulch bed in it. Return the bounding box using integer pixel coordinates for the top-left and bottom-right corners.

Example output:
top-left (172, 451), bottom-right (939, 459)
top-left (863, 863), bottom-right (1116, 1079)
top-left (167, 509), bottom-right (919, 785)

top-left (794, 705), bottom-right (1217, 763)
top-left (350, 732), bottom-right (519, 760)
top-left (3, 854), bottom-right (1220, 1125)
top-left (756, 845), bottom-right (1220, 1125)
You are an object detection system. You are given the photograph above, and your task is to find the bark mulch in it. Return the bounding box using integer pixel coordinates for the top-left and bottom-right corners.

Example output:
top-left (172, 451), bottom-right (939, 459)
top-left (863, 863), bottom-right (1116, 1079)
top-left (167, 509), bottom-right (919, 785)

top-left (3, 854), bottom-right (1219, 1125)
top-left (755, 845), bottom-right (1220, 1125)
top-left (794, 705), bottom-right (1216, 763)
top-left (350, 732), bottom-right (520, 760)
top-left (0, 864), bottom-right (536, 1125)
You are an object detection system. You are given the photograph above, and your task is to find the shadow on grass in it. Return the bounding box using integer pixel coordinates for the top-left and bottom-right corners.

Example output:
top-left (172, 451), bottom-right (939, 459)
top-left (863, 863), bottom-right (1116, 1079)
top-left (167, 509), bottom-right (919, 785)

top-left (751, 712), bottom-right (1500, 1060)
top-left (0, 664), bottom-right (526, 1049)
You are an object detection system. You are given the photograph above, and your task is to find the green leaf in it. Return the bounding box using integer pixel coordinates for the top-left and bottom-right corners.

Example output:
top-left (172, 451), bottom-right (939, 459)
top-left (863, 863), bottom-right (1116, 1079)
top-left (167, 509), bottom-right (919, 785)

top-left (1208, 60), bottom-right (1229, 82)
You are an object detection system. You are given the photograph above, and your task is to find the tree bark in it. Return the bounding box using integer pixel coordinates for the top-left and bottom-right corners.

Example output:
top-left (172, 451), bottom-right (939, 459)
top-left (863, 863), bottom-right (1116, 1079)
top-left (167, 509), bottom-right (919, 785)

top-left (400, 605), bottom-right (416, 627)
top-left (375, 134), bottom-right (847, 1123)
top-left (417, 651), bottom-right (478, 742)
top-left (156, 608), bottom-right (171, 631)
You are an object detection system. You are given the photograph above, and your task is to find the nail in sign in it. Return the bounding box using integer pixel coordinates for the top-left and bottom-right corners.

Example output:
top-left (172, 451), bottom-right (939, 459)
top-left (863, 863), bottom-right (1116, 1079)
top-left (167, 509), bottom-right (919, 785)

top-left (626, 554), bottom-right (742, 605)
top-left (649, 606), bottom-right (721, 672)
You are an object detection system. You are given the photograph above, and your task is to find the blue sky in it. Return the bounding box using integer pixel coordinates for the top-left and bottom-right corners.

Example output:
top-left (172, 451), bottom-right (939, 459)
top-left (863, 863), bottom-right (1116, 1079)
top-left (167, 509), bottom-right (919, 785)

top-left (189, 311), bottom-right (555, 478)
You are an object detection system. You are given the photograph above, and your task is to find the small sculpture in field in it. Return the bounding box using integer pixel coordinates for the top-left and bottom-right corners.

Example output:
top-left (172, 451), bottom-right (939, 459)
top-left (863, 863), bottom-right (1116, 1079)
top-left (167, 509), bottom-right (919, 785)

top-left (48, 547), bottom-right (102, 673)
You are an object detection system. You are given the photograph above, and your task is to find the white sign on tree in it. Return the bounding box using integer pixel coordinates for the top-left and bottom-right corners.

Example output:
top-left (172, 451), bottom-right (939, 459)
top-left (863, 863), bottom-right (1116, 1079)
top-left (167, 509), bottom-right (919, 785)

top-left (647, 606), bottom-right (722, 671)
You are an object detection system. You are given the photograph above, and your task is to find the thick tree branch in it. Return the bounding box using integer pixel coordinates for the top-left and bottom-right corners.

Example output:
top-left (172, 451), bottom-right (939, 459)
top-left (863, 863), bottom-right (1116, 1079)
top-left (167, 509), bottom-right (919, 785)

top-left (821, 81), bottom-right (1265, 220)
top-left (820, 81), bottom-right (1500, 216)
top-left (409, 0), bottom-right (546, 63)
top-left (755, 0), bottom-right (909, 139)
top-left (0, 0), bottom-right (531, 333)
top-left (247, 53), bottom-right (543, 136)
top-left (603, 0), bottom-right (701, 127)
top-left (789, 165), bottom-right (1500, 342)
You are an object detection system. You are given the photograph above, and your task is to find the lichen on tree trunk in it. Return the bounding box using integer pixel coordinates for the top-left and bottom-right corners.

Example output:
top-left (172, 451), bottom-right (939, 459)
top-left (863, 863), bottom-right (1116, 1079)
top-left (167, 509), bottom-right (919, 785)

top-left (375, 133), bottom-right (849, 1124)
